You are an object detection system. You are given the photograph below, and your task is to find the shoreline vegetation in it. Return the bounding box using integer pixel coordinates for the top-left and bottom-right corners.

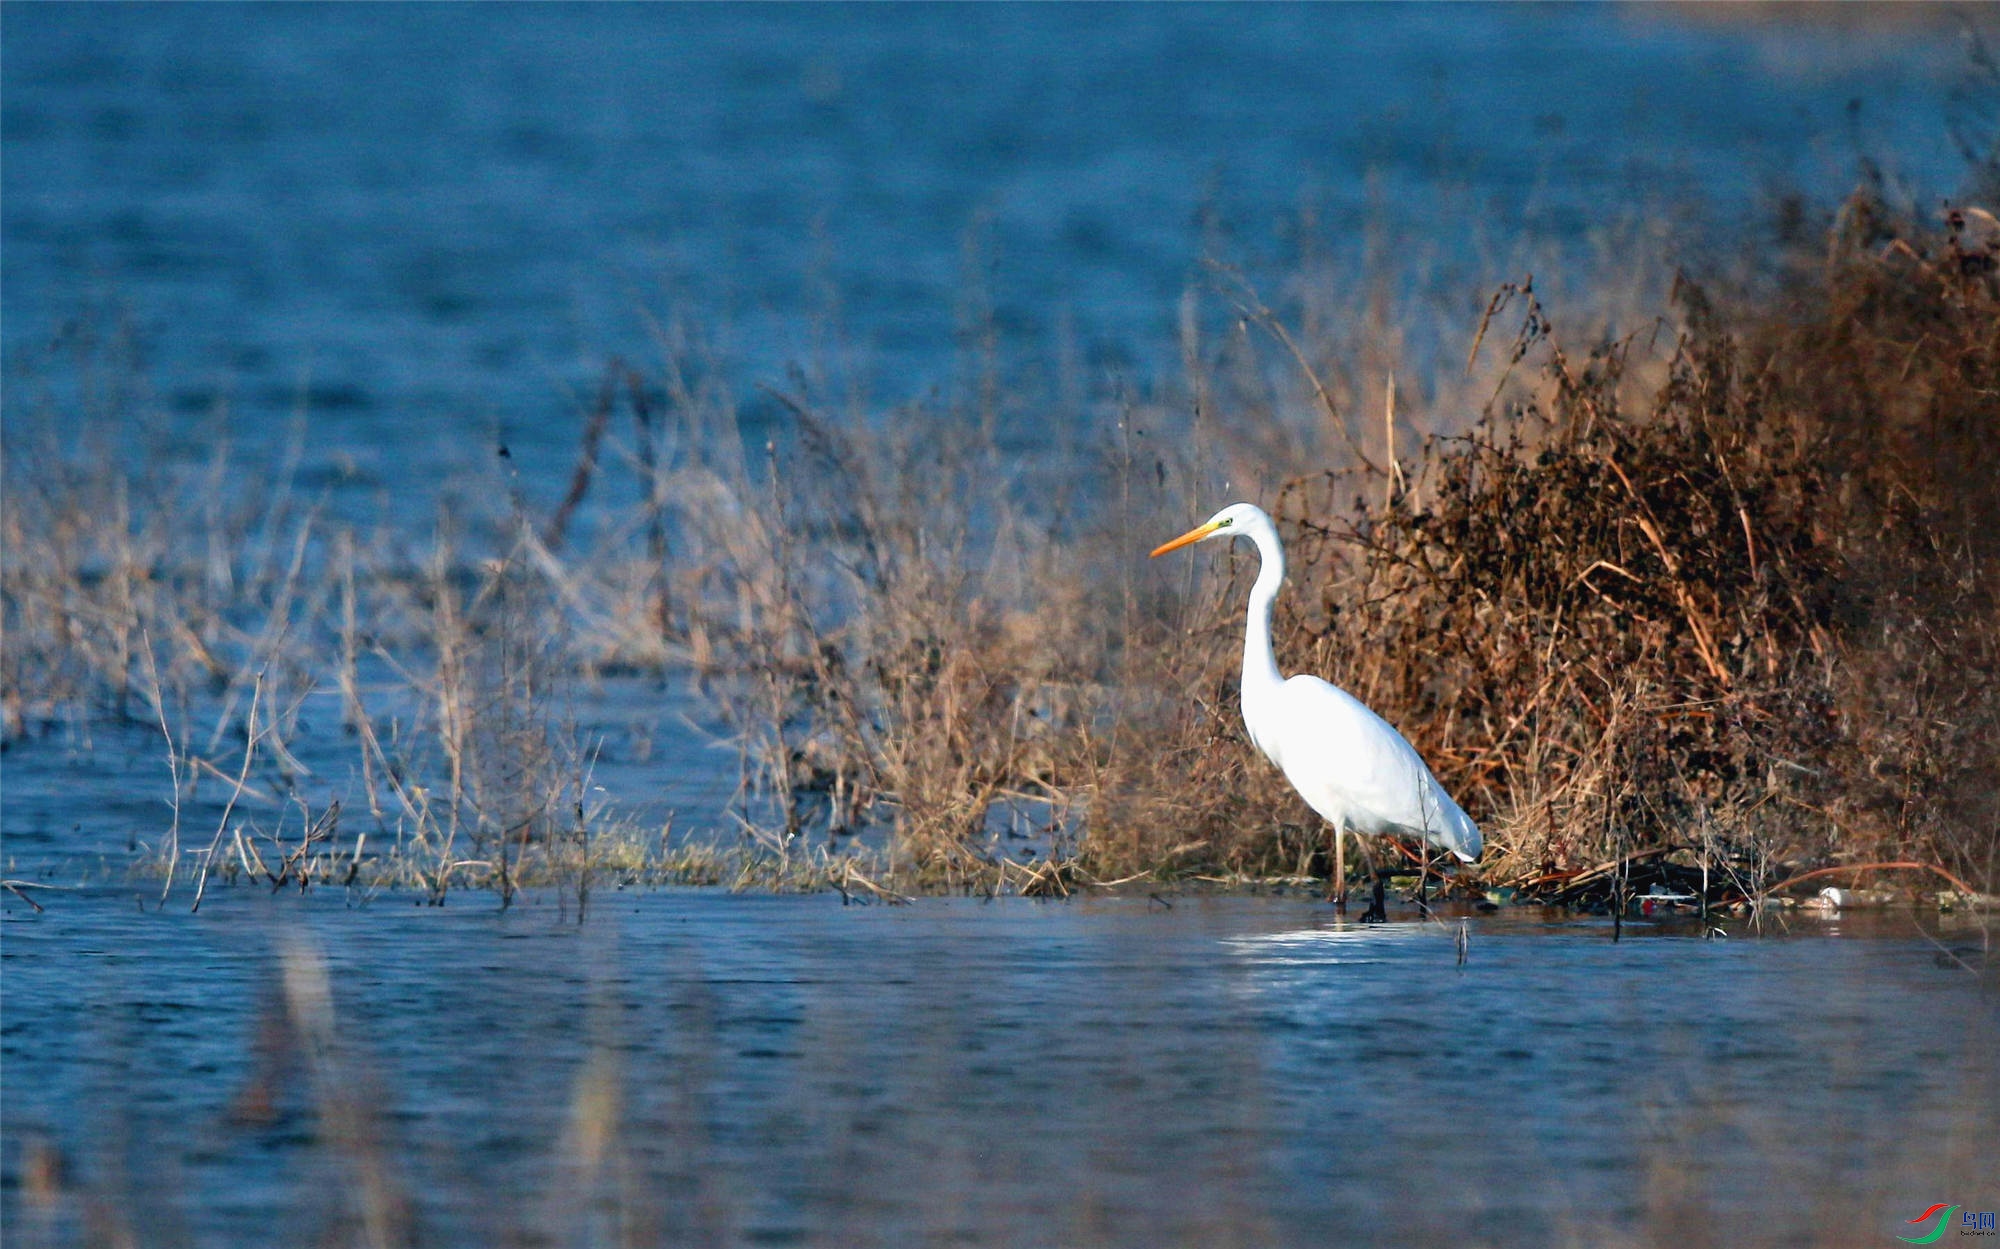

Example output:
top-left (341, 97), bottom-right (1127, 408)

top-left (4, 182), bottom-right (1997, 917)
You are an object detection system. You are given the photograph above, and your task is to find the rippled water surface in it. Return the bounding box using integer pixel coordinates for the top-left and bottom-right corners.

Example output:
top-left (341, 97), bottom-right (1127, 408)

top-left (3, 5), bottom-right (1978, 506)
top-left (5, 890), bottom-right (1996, 1246)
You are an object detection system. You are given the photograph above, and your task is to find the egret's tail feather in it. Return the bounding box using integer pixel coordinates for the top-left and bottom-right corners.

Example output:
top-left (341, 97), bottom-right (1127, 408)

top-left (1440, 797), bottom-right (1482, 863)
top-left (1416, 777), bottom-right (1482, 863)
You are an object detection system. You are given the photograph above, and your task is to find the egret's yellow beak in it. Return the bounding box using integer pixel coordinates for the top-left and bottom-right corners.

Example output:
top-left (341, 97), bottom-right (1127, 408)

top-left (1150, 519), bottom-right (1222, 558)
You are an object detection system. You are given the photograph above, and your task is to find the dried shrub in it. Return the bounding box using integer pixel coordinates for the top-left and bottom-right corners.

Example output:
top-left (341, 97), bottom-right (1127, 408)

top-left (1090, 190), bottom-right (1998, 892)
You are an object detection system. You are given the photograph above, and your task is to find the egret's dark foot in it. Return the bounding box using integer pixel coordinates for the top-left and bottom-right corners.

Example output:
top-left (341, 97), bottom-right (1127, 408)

top-left (1360, 877), bottom-right (1388, 923)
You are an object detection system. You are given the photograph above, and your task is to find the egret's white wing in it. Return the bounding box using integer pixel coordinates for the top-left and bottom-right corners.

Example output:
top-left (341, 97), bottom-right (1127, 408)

top-left (1267, 675), bottom-right (1482, 861)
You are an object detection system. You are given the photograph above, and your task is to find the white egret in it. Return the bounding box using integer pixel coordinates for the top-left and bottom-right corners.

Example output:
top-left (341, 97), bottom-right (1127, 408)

top-left (1151, 503), bottom-right (1481, 900)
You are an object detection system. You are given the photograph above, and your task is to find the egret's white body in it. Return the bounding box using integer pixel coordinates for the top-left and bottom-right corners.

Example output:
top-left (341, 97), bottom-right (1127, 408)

top-left (1152, 503), bottom-right (1481, 864)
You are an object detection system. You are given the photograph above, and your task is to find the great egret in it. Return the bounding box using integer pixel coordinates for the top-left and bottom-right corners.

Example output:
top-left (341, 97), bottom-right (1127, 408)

top-left (1151, 503), bottom-right (1481, 899)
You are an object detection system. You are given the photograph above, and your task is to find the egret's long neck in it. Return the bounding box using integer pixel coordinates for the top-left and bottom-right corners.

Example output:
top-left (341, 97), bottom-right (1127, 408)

top-left (1240, 521), bottom-right (1285, 708)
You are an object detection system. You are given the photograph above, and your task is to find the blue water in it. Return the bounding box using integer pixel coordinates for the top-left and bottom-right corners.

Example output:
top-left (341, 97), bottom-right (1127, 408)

top-left (2, 5), bottom-right (1977, 494)
top-left (4, 891), bottom-right (1995, 1246)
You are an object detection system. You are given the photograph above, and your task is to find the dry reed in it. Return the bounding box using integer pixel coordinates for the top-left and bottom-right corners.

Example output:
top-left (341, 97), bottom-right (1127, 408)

top-left (3, 186), bottom-right (1995, 904)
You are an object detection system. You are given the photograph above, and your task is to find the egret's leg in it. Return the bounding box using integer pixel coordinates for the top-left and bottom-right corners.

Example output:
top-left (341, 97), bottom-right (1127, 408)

top-left (1329, 821), bottom-right (1347, 908)
top-left (1350, 835), bottom-right (1386, 922)
top-left (1362, 871), bottom-right (1388, 924)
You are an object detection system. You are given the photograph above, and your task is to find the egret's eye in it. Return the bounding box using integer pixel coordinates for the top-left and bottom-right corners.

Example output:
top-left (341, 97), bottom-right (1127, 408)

top-left (1216, 517), bottom-right (1233, 529)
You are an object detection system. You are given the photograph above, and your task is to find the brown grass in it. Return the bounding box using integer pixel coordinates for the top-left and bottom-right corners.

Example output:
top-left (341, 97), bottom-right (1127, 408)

top-left (2, 188), bottom-right (1995, 902)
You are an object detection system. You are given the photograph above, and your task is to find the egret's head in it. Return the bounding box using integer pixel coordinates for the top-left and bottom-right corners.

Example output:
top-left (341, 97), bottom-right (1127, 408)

top-left (1149, 502), bottom-right (1264, 558)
